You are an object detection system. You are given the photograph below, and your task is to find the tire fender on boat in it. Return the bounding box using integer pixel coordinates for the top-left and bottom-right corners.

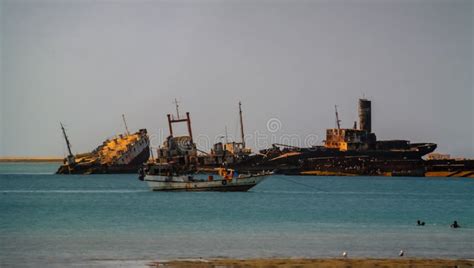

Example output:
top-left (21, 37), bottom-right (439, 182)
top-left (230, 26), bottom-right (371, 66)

top-left (222, 180), bottom-right (227, 186)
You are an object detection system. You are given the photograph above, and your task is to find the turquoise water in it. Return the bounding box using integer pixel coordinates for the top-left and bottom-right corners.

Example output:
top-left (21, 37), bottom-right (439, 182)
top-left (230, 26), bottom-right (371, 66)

top-left (0, 163), bottom-right (473, 267)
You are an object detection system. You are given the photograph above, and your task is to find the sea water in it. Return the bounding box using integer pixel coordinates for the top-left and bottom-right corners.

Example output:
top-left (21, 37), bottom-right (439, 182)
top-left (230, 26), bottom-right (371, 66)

top-left (0, 163), bottom-right (473, 267)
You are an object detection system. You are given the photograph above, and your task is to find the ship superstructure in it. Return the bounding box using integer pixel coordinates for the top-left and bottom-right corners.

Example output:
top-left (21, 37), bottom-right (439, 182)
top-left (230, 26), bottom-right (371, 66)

top-left (325, 100), bottom-right (376, 151)
top-left (155, 111), bottom-right (198, 168)
top-left (200, 102), bottom-right (252, 166)
top-left (148, 102), bottom-right (253, 174)
top-left (321, 99), bottom-right (435, 157)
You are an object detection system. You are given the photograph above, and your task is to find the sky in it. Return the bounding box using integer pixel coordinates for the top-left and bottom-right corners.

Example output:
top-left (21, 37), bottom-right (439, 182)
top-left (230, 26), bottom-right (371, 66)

top-left (0, 0), bottom-right (473, 158)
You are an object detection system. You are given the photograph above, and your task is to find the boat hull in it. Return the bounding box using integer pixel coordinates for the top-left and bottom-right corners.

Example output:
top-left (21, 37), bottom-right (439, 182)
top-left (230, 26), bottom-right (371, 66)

top-left (144, 174), bottom-right (268, 192)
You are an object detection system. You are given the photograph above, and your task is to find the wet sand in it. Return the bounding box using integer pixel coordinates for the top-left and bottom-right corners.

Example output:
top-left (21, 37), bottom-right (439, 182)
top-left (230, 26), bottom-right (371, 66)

top-left (151, 258), bottom-right (474, 268)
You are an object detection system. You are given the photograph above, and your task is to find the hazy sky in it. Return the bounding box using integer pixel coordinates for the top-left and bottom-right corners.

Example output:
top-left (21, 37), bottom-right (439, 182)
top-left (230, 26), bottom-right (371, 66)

top-left (1, 0), bottom-right (473, 157)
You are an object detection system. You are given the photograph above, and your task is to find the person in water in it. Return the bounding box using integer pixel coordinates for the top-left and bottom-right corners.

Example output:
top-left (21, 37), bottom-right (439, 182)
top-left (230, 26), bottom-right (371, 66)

top-left (450, 221), bottom-right (460, 228)
top-left (417, 220), bottom-right (425, 226)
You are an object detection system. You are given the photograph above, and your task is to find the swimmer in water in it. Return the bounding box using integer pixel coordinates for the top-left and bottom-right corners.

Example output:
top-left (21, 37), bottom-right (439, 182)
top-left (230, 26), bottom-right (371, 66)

top-left (450, 221), bottom-right (460, 228)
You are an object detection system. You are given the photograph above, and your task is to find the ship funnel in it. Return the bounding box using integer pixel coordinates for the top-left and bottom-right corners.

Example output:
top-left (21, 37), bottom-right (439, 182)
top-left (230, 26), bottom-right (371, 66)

top-left (358, 99), bottom-right (371, 133)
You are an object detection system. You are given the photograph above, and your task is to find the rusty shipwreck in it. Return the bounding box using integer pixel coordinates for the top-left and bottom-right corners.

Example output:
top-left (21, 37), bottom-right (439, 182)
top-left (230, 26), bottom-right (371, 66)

top-left (56, 118), bottom-right (150, 174)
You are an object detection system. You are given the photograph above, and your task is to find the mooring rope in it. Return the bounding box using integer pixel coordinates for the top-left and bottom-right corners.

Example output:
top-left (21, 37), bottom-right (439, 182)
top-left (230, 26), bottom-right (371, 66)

top-left (277, 176), bottom-right (327, 192)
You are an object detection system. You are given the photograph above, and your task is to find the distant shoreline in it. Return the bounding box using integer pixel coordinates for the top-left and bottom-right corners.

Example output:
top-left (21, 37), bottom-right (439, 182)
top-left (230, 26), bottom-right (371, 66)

top-left (0, 157), bottom-right (63, 163)
top-left (153, 258), bottom-right (474, 268)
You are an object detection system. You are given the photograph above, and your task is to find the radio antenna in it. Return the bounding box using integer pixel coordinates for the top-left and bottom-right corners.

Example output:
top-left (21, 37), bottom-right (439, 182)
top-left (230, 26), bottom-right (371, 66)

top-left (335, 105), bottom-right (341, 129)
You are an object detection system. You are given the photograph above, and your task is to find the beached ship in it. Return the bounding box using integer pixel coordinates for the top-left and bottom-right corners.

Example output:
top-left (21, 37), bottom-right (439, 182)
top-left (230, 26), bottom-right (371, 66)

top-left (145, 98), bottom-right (439, 177)
top-left (147, 102), bottom-right (253, 173)
top-left (139, 167), bottom-right (271, 191)
top-left (248, 99), bottom-right (437, 176)
top-left (424, 154), bottom-right (474, 178)
top-left (56, 119), bottom-right (150, 174)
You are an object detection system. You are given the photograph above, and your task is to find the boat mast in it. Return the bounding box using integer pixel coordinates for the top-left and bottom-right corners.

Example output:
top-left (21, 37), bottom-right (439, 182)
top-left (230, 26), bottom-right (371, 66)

top-left (173, 98), bottom-right (180, 119)
top-left (122, 114), bottom-right (130, 135)
top-left (225, 125), bottom-right (228, 144)
top-left (335, 105), bottom-right (341, 129)
top-left (149, 147), bottom-right (155, 162)
top-left (239, 101), bottom-right (245, 148)
top-left (60, 122), bottom-right (73, 157)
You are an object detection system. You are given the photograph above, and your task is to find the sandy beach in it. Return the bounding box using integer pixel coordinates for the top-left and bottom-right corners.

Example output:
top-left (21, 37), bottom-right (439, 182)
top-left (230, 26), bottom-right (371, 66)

top-left (0, 157), bottom-right (63, 163)
top-left (152, 258), bottom-right (474, 268)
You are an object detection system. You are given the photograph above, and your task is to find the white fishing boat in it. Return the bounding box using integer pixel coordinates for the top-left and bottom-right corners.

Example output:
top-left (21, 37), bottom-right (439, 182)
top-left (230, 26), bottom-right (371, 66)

top-left (139, 168), bottom-right (271, 192)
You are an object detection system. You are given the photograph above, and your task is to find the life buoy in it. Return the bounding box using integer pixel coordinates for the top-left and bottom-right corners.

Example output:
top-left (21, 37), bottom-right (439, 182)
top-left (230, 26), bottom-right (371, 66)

top-left (221, 180), bottom-right (227, 186)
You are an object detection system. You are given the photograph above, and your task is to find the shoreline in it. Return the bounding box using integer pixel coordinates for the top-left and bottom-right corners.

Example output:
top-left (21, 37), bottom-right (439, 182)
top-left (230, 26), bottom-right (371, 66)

top-left (151, 258), bottom-right (474, 268)
top-left (0, 157), bottom-right (63, 163)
